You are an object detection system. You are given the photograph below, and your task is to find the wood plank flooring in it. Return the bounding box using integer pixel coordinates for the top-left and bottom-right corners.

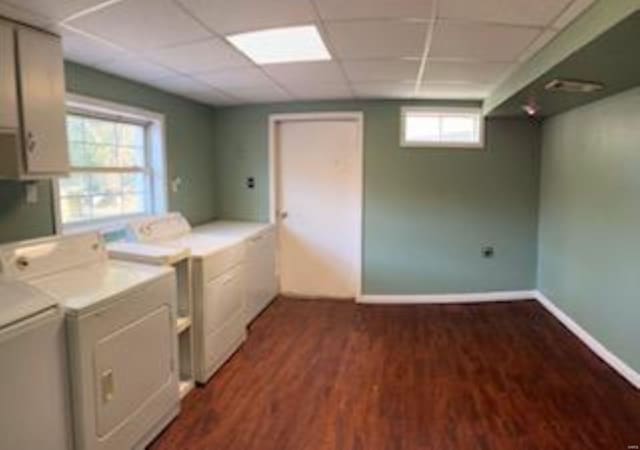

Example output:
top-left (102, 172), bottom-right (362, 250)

top-left (150, 298), bottom-right (640, 450)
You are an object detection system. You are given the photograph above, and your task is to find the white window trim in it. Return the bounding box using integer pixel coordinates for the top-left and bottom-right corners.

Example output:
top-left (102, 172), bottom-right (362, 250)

top-left (400, 106), bottom-right (485, 149)
top-left (53, 94), bottom-right (168, 234)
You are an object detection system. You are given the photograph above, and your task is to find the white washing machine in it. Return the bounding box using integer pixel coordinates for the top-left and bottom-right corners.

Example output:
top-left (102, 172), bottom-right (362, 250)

top-left (0, 232), bottom-right (180, 450)
top-left (126, 213), bottom-right (247, 384)
top-left (0, 281), bottom-right (72, 450)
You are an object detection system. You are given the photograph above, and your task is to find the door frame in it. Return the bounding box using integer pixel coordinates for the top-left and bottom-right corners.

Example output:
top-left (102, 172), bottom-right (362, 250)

top-left (268, 112), bottom-right (364, 301)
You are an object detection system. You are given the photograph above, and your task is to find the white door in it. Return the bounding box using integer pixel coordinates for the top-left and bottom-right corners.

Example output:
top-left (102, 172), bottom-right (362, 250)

top-left (276, 118), bottom-right (361, 299)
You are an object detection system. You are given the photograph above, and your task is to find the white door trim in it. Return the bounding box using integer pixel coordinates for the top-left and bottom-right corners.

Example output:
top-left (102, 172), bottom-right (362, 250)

top-left (268, 112), bottom-right (364, 301)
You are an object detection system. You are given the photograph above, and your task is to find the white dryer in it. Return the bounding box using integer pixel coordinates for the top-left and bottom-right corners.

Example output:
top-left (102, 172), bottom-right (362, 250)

top-left (0, 232), bottom-right (180, 450)
top-left (126, 213), bottom-right (247, 384)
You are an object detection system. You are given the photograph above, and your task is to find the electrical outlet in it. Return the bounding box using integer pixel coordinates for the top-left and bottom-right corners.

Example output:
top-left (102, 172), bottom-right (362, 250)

top-left (482, 246), bottom-right (495, 258)
top-left (246, 176), bottom-right (255, 189)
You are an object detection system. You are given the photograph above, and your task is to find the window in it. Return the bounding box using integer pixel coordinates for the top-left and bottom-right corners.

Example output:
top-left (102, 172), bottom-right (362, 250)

top-left (57, 96), bottom-right (166, 229)
top-left (400, 106), bottom-right (484, 148)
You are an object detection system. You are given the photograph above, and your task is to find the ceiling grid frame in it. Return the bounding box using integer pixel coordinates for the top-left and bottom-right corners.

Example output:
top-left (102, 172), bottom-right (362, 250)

top-left (0, 0), bottom-right (598, 106)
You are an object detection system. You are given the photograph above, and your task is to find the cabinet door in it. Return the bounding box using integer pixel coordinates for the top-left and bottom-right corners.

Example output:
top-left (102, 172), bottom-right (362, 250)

top-left (16, 28), bottom-right (68, 175)
top-left (0, 23), bottom-right (18, 131)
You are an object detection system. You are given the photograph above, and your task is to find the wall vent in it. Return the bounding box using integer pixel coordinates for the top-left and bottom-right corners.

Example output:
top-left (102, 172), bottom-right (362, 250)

top-left (544, 79), bottom-right (604, 93)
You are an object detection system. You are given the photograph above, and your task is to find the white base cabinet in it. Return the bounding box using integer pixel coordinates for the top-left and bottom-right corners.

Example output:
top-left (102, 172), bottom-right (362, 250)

top-left (245, 228), bottom-right (278, 324)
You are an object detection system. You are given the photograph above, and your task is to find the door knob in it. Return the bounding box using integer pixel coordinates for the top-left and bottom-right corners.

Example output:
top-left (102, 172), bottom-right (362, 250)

top-left (279, 211), bottom-right (289, 219)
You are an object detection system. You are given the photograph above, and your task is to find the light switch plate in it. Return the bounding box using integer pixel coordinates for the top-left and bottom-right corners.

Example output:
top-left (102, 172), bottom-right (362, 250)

top-left (25, 183), bottom-right (38, 204)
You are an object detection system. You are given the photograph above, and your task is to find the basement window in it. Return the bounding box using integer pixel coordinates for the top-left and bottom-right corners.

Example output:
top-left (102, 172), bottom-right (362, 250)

top-left (400, 106), bottom-right (484, 148)
top-left (55, 95), bottom-right (167, 231)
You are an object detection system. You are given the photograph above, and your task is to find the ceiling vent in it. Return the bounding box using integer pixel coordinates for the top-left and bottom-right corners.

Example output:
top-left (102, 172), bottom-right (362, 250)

top-left (544, 79), bottom-right (605, 93)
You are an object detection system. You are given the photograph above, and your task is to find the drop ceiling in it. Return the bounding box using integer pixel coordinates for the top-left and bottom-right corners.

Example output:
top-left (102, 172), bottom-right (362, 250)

top-left (0, 0), bottom-right (596, 107)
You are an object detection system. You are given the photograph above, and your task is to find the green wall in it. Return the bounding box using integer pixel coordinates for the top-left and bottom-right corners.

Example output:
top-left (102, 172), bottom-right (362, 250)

top-left (538, 86), bottom-right (640, 372)
top-left (214, 101), bottom-right (541, 294)
top-left (0, 62), bottom-right (218, 244)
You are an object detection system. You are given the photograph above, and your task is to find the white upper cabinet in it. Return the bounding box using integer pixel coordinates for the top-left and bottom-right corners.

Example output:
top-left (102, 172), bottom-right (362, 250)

top-left (0, 23), bottom-right (18, 131)
top-left (0, 21), bottom-right (69, 179)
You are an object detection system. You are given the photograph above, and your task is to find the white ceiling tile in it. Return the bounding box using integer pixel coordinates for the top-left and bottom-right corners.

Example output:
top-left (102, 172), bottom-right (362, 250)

top-left (219, 84), bottom-right (292, 103)
top-left (315, 0), bottom-right (434, 21)
top-left (342, 59), bottom-right (419, 82)
top-left (262, 62), bottom-right (345, 85)
top-left (146, 38), bottom-right (251, 74)
top-left (284, 82), bottom-right (352, 100)
top-left (438, 0), bottom-right (573, 27)
top-left (552, 0), bottom-right (596, 29)
top-left (195, 67), bottom-right (274, 89)
top-left (147, 75), bottom-right (237, 104)
top-left (325, 20), bottom-right (427, 59)
top-left (94, 56), bottom-right (179, 83)
top-left (517, 29), bottom-right (558, 62)
top-left (352, 81), bottom-right (415, 99)
top-left (430, 21), bottom-right (540, 62)
top-left (67, 0), bottom-right (210, 51)
top-left (176, 0), bottom-right (316, 35)
top-left (418, 83), bottom-right (490, 99)
top-left (1, 0), bottom-right (109, 22)
top-left (423, 61), bottom-right (513, 84)
top-left (61, 26), bottom-right (131, 66)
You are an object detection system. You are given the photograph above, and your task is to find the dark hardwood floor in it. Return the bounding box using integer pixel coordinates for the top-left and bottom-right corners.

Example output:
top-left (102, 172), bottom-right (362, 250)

top-left (150, 297), bottom-right (640, 450)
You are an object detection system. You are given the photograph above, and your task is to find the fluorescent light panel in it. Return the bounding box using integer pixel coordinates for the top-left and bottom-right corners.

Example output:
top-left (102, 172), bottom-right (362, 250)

top-left (227, 25), bottom-right (331, 65)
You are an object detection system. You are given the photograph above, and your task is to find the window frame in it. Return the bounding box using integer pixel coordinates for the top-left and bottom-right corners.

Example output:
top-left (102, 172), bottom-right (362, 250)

top-left (400, 106), bottom-right (485, 149)
top-left (54, 94), bottom-right (168, 234)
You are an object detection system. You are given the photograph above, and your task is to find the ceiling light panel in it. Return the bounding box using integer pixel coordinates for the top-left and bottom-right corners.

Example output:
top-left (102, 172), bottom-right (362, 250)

top-left (227, 25), bottom-right (331, 65)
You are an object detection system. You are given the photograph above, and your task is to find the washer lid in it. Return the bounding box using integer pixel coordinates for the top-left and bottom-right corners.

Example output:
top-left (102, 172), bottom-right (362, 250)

top-left (0, 281), bottom-right (58, 330)
top-left (30, 260), bottom-right (173, 315)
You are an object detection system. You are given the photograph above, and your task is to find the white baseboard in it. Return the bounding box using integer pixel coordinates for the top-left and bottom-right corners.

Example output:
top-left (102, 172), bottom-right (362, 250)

top-left (358, 290), bottom-right (537, 304)
top-left (534, 290), bottom-right (640, 390)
